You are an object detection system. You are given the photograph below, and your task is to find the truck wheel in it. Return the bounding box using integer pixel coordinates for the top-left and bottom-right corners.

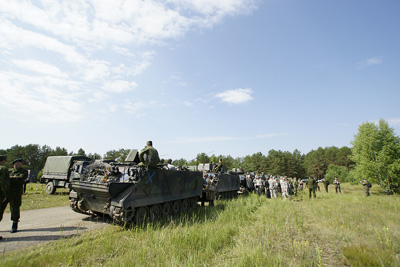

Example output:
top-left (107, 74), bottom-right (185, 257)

top-left (46, 182), bottom-right (56, 195)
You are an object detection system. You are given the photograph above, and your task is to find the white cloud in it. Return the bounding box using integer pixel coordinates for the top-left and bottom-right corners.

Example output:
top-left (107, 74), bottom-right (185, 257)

top-left (0, 0), bottom-right (259, 124)
top-left (102, 80), bottom-right (137, 93)
top-left (0, 72), bottom-right (83, 123)
top-left (357, 57), bottom-right (383, 68)
top-left (215, 88), bottom-right (254, 104)
top-left (11, 59), bottom-right (68, 78)
top-left (121, 100), bottom-right (157, 117)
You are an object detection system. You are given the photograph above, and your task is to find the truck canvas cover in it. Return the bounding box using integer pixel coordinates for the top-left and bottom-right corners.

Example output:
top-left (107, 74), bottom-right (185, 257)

top-left (43, 156), bottom-right (92, 176)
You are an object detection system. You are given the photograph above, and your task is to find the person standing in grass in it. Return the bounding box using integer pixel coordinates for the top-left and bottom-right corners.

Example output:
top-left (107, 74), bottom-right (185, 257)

top-left (293, 177), bottom-right (298, 196)
top-left (360, 179), bottom-right (370, 197)
top-left (307, 176), bottom-right (316, 198)
top-left (268, 176), bottom-right (278, 198)
top-left (323, 178), bottom-right (329, 193)
top-left (333, 177), bottom-right (341, 193)
top-left (280, 177), bottom-right (292, 199)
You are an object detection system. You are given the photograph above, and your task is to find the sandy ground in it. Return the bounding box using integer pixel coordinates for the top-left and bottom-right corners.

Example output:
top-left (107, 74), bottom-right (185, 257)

top-left (0, 206), bottom-right (109, 254)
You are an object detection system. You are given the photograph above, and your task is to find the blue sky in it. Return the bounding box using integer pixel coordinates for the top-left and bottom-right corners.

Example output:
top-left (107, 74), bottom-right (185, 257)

top-left (1, 0), bottom-right (399, 161)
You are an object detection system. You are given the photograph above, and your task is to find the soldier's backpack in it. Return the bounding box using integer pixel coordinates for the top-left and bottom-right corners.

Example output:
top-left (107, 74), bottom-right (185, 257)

top-left (368, 182), bottom-right (372, 188)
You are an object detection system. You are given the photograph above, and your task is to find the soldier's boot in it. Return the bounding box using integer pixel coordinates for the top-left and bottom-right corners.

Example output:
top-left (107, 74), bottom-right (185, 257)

top-left (11, 221), bottom-right (18, 233)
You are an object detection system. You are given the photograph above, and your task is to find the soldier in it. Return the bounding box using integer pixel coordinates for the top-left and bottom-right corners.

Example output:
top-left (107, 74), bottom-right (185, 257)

top-left (293, 177), bottom-right (298, 196)
top-left (254, 175), bottom-right (262, 196)
top-left (360, 179), bottom-right (370, 197)
top-left (333, 177), bottom-right (341, 193)
top-left (280, 177), bottom-right (292, 199)
top-left (268, 176), bottom-right (278, 198)
top-left (201, 174), bottom-right (208, 207)
top-left (0, 155), bottom-right (10, 240)
top-left (165, 159), bottom-right (176, 170)
top-left (245, 173), bottom-right (254, 193)
top-left (307, 176), bottom-right (316, 198)
top-left (264, 177), bottom-right (270, 198)
top-left (213, 159), bottom-right (223, 173)
top-left (206, 176), bottom-right (216, 206)
top-left (138, 141), bottom-right (160, 169)
top-left (323, 178), bottom-right (329, 193)
top-left (1, 158), bottom-right (28, 233)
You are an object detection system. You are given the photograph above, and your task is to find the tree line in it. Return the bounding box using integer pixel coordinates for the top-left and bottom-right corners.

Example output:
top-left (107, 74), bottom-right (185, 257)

top-left (1, 120), bottom-right (399, 193)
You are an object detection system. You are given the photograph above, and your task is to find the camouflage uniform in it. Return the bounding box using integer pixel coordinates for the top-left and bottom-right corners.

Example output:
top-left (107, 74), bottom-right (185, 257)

top-left (268, 178), bottom-right (278, 198)
top-left (293, 178), bottom-right (298, 196)
top-left (206, 177), bottom-right (216, 206)
top-left (307, 177), bottom-right (316, 198)
top-left (0, 165), bottom-right (9, 203)
top-left (0, 166), bottom-right (28, 223)
top-left (361, 179), bottom-right (370, 197)
top-left (333, 177), bottom-right (341, 193)
top-left (139, 144), bottom-right (160, 169)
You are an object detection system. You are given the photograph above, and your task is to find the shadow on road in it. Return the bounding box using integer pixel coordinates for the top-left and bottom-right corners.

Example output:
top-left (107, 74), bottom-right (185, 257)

top-left (2, 226), bottom-right (88, 233)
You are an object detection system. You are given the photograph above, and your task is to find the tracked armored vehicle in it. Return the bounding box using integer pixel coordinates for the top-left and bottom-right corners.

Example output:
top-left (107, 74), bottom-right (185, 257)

top-left (69, 150), bottom-right (203, 225)
top-left (198, 163), bottom-right (242, 199)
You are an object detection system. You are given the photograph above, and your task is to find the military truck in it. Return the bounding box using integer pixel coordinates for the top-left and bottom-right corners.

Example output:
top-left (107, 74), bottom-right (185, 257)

top-left (69, 149), bottom-right (204, 225)
top-left (40, 156), bottom-right (93, 194)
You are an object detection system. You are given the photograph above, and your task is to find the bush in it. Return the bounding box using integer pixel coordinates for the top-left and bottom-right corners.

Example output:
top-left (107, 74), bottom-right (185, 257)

top-left (325, 165), bottom-right (350, 183)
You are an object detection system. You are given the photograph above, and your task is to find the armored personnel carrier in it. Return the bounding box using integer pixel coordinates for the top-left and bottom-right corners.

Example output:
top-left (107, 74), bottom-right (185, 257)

top-left (198, 163), bottom-right (241, 199)
top-left (69, 150), bottom-right (204, 225)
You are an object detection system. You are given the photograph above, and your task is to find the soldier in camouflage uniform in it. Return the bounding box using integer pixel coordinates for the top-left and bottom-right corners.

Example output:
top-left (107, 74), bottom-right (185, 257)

top-left (307, 176), bottom-right (316, 198)
top-left (138, 141), bottom-right (160, 169)
top-left (0, 155), bottom-right (10, 240)
top-left (0, 158), bottom-right (28, 233)
top-left (360, 179), bottom-right (370, 197)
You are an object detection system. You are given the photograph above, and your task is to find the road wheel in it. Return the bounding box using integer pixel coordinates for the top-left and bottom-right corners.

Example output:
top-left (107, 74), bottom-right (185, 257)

top-left (162, 202), bottom-right (171, 217)
top-left (172, 201), bottom-right (181, 215)
top-left (46, 182), bottom-right (56, 195)
top-left (149, 205), bottom-right (161, 221)
top-left (181, 199), bottom-right (189, 213)
top-left (134, 207), bottom-right (148, 226)
top-left (189, 198), bottom-right (198, 210)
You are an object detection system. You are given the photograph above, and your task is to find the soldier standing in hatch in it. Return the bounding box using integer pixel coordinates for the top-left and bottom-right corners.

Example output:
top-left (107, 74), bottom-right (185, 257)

top-left (213, 159), bottom-right (223, 173)
top-left (139, 141), bottom-right (160, 169)
top-left (0, 156), bottom-right (10, 240)
top-left (1, 158), bottom-right (28, 233)
top-left (307, 176), bottom-right (316, 199)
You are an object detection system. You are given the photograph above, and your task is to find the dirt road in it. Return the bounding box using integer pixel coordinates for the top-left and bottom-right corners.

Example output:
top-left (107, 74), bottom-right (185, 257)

top-left (0, 206), bottom-right (109, 253)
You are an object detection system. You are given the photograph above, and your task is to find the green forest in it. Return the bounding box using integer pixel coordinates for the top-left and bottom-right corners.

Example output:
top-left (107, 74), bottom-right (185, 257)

top-left (1, 119), bottom-right (399, 193)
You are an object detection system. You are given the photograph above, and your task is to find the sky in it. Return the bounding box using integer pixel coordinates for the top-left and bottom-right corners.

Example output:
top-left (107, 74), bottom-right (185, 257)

top-left (0, 0), bottom-right (399, 161)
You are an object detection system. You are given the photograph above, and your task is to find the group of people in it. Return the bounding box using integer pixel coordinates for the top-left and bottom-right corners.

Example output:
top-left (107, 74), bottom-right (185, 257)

top-left (0, 155), bottom-right (28, 239)
top-left (241, 173), bottom-right (344, 199)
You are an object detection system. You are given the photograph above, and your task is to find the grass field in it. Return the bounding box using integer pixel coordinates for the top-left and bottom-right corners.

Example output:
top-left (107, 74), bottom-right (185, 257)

top-left (6, 183), bottom-right (70, 213)
top-left (1, 183), bottom-right (399, 266)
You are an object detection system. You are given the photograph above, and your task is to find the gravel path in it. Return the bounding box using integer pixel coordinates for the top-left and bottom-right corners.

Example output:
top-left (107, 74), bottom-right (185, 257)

top-left (0, 206), bottom-right (109, 253)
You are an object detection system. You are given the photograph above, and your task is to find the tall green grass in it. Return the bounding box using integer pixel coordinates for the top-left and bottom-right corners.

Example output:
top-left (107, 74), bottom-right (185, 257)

top-left (1, 183), bottom-right (399, 266)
